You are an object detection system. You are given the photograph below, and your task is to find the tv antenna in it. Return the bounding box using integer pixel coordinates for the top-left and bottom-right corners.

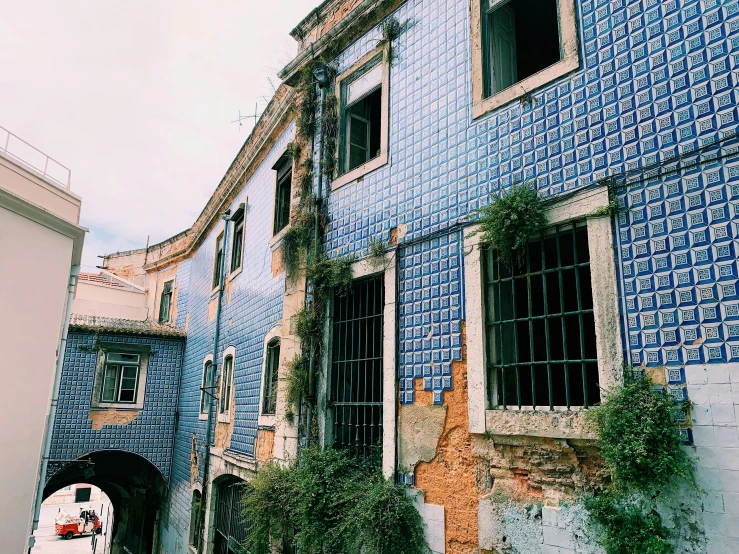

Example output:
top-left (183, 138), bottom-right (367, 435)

top-left (232, 103), bottom-right (262, 132)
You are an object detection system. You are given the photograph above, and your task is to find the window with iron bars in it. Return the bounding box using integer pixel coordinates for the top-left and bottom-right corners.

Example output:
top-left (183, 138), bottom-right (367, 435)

top-left (330, 275), bottom-right (384, 461)
top-left (214, 479), bottom-right (252, 554)
top-left (483, 221), bottom-right (600, 410)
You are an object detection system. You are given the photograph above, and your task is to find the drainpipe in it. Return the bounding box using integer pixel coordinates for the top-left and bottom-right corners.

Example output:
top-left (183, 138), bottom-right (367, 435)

top-left (306, 72), bottom-right (329, 443)
top-left (29, 265), bottom-right (80, 552)
top-left (199, 210), bottom-right (231, 554)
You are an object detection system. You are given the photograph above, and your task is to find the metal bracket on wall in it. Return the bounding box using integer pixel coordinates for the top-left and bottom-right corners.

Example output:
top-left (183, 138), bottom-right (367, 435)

top-left (200, 385), bottom-right (219, 400)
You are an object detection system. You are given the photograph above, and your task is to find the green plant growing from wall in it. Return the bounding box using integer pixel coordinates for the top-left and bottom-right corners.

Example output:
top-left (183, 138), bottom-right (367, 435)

top-left (367, 237), bottom-right (389, 268)
top-left (376, 15), bottom-right (411, 66)
top-left (584, 373), bottom-right (697, 554)
top-left (242, 446), bottom-right (428, 554)
top-left (472, 183), bottom-right (546, 268)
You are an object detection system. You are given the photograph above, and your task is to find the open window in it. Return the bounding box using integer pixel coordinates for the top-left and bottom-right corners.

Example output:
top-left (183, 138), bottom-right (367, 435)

top-left (333, 48), bottom-right (389, 190)
top-left (273, 158), bottom-right (292, 236)
top-left (471, 0), bottom-right (579, 117)
top-left (91, 345), bottom-right (150, 410)
top-left (212, 231), bottom-right (225, 291)
top-left (158, 280), bottom-right (174, 324)
top-left (230, 207), bottom-right (245, 274)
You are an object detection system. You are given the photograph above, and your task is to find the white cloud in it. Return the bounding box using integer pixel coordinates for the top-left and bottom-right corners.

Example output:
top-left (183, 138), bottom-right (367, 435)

top-left (0, 0), bottom-right (316, 268)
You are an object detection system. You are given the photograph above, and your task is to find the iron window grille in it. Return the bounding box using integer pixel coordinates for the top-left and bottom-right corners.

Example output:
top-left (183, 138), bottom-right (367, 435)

top-left (200, 361), bottom-right (212, 414)
top-left (273, 160), bottom-right (292, 235)
top-left (483, 221), bottom-right (600, 410)
top-left (330, 275), bottom-right (384, 460)
top-left (230, 216), bottom-right (244, 273)
top-left (262, 339), bottom-right (280, 415)
top-left (214, 479), bottom-right (252, 554)
top-left (101, 353), bottom-right (141, 403)
top-left (158, 281), bottom-right (173, 323)
top-left (219, 355), bottom-right (234, 415)
top-left (212, 232), bottom-right (225, 290)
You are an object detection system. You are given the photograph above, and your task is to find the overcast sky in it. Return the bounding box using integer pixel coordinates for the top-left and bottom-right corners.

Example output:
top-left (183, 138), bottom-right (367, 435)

top-left (0, 0), bottom-right (318, 269)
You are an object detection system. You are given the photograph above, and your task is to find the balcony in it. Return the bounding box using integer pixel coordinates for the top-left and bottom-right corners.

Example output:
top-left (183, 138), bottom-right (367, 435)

top-left (0, 125), bottom-right (71, 190)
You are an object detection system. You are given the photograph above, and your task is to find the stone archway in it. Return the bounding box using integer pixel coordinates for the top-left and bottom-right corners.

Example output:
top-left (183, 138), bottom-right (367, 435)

top-left (44, 450), bottom-right (168, 554)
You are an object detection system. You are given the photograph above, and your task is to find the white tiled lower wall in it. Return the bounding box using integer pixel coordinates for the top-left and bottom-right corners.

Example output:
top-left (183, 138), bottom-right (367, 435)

top-left (686, 363), bottom-right (739, 554)
top-left (414, 493), bottom-right (445, 554)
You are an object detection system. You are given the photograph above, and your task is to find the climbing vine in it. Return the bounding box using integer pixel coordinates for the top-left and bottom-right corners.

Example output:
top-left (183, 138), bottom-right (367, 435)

top-left (473, 183), bottom-right (546, 269)
top-left (584, 372), bottom-right (697, 554)
top-left (242, 446), bottom-right (428, 554)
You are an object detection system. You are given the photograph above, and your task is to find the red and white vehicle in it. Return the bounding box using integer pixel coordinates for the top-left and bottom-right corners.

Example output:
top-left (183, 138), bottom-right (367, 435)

top-left (54, 506), bottom-right (103, 539)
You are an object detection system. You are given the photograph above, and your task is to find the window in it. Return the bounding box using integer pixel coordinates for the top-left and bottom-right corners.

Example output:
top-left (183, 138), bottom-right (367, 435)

top-left (471, 0), bottom-right (579, 117)
top-left (330, 276), bottom-right (384, 459)
top-left (101, 352), bottom-right (141, 403)
top-left (212, 232), bottom-right (225, 290)
top-left (333, 48), bottom-right (389, 190)
top-left (159, 281), bottom-right (173, 323)
top-left (200, 360), bottom-right (213, 415)
top-left (273, 159), bottom-right (292, 236)
top-left (230, 215), bottom-right (244, 273)
top-left (261, 339), bottom-right (280, 415)
top-left (483, 222), bottom-right (600, 409)
top-left (188, 490), bottom-right (203, 550)
top-left (219, 355), bottom-right (234, 415)
top-left (214, 479), bottom-right (252, 554)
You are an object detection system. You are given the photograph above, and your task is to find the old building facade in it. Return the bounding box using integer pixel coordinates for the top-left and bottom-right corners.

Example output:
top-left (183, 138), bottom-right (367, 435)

top-left (87, 0), bottom-right (739, 553)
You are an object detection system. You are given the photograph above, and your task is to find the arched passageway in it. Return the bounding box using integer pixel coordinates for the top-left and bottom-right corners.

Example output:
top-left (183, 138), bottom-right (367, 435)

top-left (43, 450), bottom-right (167, 554)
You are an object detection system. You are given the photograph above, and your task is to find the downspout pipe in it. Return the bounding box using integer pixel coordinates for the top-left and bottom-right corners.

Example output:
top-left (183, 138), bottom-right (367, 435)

top-left (29, 265), bottom-right (80, 551)
top-left (199, 210), bottom-right (231, 554)
top-left (306, 76), bottom-right (328, 442)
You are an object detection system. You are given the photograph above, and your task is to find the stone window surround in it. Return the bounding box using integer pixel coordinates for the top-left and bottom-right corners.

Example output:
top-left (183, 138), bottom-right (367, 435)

top-left (257, 325), bottom-right (282, 428)
top-left (317, 254), bottom-right (397, 478)
top-left (470, 0), bottom-right (580, 119)
top-left (269, 150), bottom-right (295, 248)
top-left (91, 342), bottom-right (150, 411)
top-left (199, 354), bottom-right (214, 421)
top-left (464, 187), bottom-right (623, 438)
top-left (217, 346), bottom-right (237, 424)
top-left (330, 45), bottom-right (391, 191)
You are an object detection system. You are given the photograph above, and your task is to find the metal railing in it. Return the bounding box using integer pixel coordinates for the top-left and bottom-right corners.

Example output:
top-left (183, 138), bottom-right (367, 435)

top-left (0, 125), bottom-right (71, 189)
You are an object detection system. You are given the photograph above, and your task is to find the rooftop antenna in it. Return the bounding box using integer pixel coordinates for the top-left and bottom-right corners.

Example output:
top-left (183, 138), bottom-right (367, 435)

top-left (232, 103), bottom-right (262, 132)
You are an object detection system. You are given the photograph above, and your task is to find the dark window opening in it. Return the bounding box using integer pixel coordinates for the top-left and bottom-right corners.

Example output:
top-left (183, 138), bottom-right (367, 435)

top-left (200, 361), bottom-right (212, 414)
top-left (158, 281), bottom-right (173, 323)
top-left (330, 276), bottom-right (384, 461)
top-left (483, 0), bottom-right (562, 97)
top-left (189, 490), bottom-right (203, 549)
top-left (219, 355), bottom-right (233, 415)
top-left (212, 233), bottom-right (225, 290)
top-left (262, 339), bottom-right (280, 415)
top-left (230, 217), bottom-right (244, 273)
top-left (344, 88), bottom-right (382, 173)
top-left (214, 479), bottom-right (252, 554)
top-left (101, 352), bottom-right (140, 403)
top-left (483, 222), bottom-right (600, 409)
top-left (273, 160), bottom-right (292, 235)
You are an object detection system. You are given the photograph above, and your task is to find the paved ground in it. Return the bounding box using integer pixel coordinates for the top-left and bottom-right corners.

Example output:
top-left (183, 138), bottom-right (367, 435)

top-left (33, 497), bottom-right (112, 554)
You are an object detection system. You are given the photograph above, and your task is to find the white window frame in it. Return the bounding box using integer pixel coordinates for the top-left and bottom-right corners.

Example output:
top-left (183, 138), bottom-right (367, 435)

top-left (464, 187), bottom-right (622, 437)
top-left (91, 345), bottom-right (150, 410)
top-left (258, 326), bottom-right (282, 428)
top-left (331, 46), bottom-right (390, 191)
top-left (200, 354), bottom-right (214, 421)
top-left (317, 254), bottom-right (397, 478)
top-left (218, 347), bottom-right (236, 423)
top-left (470, 0), bottom-right (580, 118)
top-left (158, 278), bottom-right (175, 324)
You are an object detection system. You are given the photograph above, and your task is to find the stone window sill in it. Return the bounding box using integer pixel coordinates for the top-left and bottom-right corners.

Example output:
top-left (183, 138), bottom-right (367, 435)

top-left (484, 409), bottom-right (597, 440)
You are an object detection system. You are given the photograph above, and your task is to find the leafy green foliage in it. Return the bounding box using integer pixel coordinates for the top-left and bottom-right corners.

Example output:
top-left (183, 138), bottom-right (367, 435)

top-left (584, 493), bottom-right (673, 554)
top-left (306, 254), bottom-right (355, 299)
top-left (320, 92), bottom-right (338, 177)
top-left (241, 446), bottom-right (428, 554)
top-left (588, 375), bottom-right (695, 493)
top-left (284, 355), bottom-right (309, 424)
top-left (473, 184), bottom-right (546, 268)
top-left (376, 16), bottom-right (411, 66)
top-left (368, 237), bottom-right (389, 267)
top-left (281, 221), bottom-right (312, 280)
top-left (584, 374), bottom-right (697, 553)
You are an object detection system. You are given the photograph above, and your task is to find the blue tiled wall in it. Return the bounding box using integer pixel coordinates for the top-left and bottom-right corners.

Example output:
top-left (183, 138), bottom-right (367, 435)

top-left (160, 123), bottom-right (294, 554)
top-left (321, 0), bottom-right (739, 403)
top-left (51, 332), bottom-right (185, 478)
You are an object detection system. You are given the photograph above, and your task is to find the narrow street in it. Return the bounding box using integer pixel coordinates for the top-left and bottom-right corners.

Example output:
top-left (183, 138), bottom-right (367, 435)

top-left (33, 498), bottom-right (112, 554)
